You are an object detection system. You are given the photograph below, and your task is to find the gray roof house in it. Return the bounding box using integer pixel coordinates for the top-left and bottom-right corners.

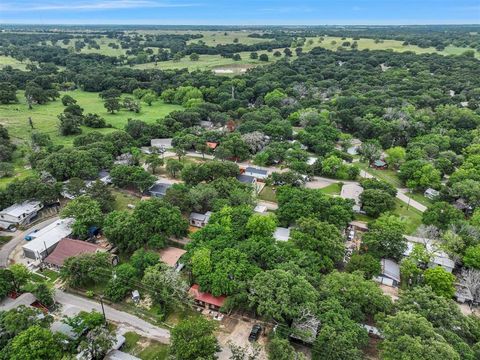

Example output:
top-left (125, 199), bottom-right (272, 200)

top-left (0, 200), bottom-right (43, 228)
top-left (244, 167), bottom-right (268, 179)
top-left (147, 182), bottom-right (172, 198)
top-left (237, 174), bottom-right (257, 184)
top-left (424, 188), bottom-right (440, 200)
top-left (340, 183), bottom-right (363, 213)
top-left (374, 259), bottom-right (400, 287)
top-left (189, 211), bottom-right (212, 228)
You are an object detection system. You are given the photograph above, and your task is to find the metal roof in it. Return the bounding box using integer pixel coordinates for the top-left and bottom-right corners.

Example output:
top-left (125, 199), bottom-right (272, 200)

top-left (245, 167), bottom-right (268, 175)
top-left (22, 218), bottom-right (74, 256)
top-left (1, 201), bottom-right (42, 218)
top-left (274, 227), bottom-right (290, 241)
top-left (237, 174), bottom-right (256, 184)
top-left (44, 238), bottom-right (104, 267)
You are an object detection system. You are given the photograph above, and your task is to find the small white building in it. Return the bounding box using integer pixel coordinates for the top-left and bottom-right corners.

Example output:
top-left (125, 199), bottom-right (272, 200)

top-left (22, 218), bottom-right (74, 260)
top-left (189, 211), bottom-right (212, 228)
top-left (254, 205), bottom-right (268, 214)
top-left (306, 157), bottom-right (317, 166)
top-left (151, 138), bottom-right (173, 150)
top-left (0, 201), bottom-right (43, 229)
top-left (244, 167), bottom-right (268, 180)
top-left (274, 227), bottom-right (291, 242)
top-left (340, 183), bottom-right (363, 213)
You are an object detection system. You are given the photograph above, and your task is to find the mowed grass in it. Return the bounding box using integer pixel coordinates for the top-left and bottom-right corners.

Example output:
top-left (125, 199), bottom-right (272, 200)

top-left (319, 182), bottom-right (342, 195)
top-left (392, 198), bottom-right (423, 234)
top-left (0, 55), bottom-right (34, 70)
top-left (54, 37), bottom-right (127, 57)
top-left (0, 90), bottom-right (182, 146)
top-left (113, 190), bottom-right (142, 211)
top-left (123, 331), bottom-right (169, 360)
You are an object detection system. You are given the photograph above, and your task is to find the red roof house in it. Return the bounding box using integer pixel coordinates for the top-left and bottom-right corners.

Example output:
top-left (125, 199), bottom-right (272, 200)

top-left (189, 284), bottom-right (226, 309)
top-left (206, 142), bottom-right (218, 150)
top-left (159, 247), bottom-right (186, 267)
top-left (44, 238), bottom-right (104, 268)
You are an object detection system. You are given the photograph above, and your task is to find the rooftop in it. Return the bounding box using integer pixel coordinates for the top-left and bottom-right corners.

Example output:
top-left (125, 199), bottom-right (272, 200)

top-left (340, 183), bottom-right (363, 204)
top-left (381, 258), bottom-right (400, 283)
top-left (274, 227), bottom-right (290, 241)
top-left (159, 246), bottom-right (186, 267)
top-left (105, 350), bottom-right (141, 360)
top-left (1, 201), bottom-right (42, 218)
top-left (237, 174), bottom-right (256, 184)
top-left (189, 284), bottom-right (226, 308)
top-left (151, 138), bottom-right (173, 148)
top-left (22, 218), bottom-right (74, 255)
top-left (148, 182), bottom-right (172, 196)
top-left (44, 238), bottom-right (104, 267)
top-left (245, 167), bottom-right (268, 175)
top-left (206, 142), bottom-right (218, 149)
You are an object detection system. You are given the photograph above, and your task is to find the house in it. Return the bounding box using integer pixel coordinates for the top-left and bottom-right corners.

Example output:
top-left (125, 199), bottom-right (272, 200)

top-left (22, 218), bottom-right (74, 261)
top-left (105, 350), bottom-right (141, 360)
top-left (403, 235), bottom-right (455, 273)
top-left (98, 169), bottom-right (112, 185)
top-left (306, 157), bottom-right (317, 166)
top-left (454, 198), bottom-right (473, 214)
top-left (206, 142), bottom-right (218, 150)
top-left (147, 182), bottom-right (172, 198)
top-left (455, 284), bottom-right (474, 304)
top-left (189, 211), bottom-right (212, 228)
top-left (347, 139), bottom-right (362, 155)
top-left (340, 183), bottom-right (363, 213)
top-left (244, 167), bottom-right (268, 180)
top-left (0, 201), bottom-right (43, 229)
top-left (159, 246), bottom-right (186, 270)
top-left (200, 120), bottom-right (214, 129)
top-left (236, 174), bottom-right (257, 184)
top-left (0, 292), bottom-right (38, 311)
top-left (43, 238), bottom-right (105, 269)
top-left (189, 284), bottom-right (227, 310)
top-left (274, 227), bottom-right (291, 242)
top-left (372, 159), bottom-right (387, 170)
top-left (424, 188), bottom-right (439, 200)
top-left (51, 321), bottom-right (80, 340)
top-left (151, 138), bottom-right (172, 150)
top-left (374, 259), bottom-right (401, 287)
top-left (114, 153), bottom-right (134, 165)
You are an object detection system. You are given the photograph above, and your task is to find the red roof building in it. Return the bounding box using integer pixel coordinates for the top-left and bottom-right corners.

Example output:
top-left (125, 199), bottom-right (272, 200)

top-left (189, 284), bottom-right (226, 310)
top-left (159, 247), bottom-right (186, 267)
top-left (44, 238), bottom-right (104, 268)
top-left (206, 142), bottom-right (218, 150)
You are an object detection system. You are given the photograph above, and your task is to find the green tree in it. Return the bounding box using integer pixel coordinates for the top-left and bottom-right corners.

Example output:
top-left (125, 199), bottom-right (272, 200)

top-left (248, 269), bottom-right (317, 322)
top-left (359, 189), bottom-right (395, 217)
top-left (60, 195), bottom-right (103, 237)
top-left (85, 180), bottom-right (115, 213)
top-left (385, 146), bottom-right (406, 169)
top-left (104, 97), bottom-right (120, 114)
top-left (61, 94), bottom-right (77, 106)
top-left (0, 82), bottom-right (17, 104)
top-left (78, 326), bottom-right (115, 360)
top-left (60, 252), bottom-right (112, 288)
top-left (422, 202), bottom-right (464, 230)
top-left (379, 311), bottom-right (460, 360)
top-left (464, 245), bottom-right (480, 269)
top-left (424, 266), bottom-right (456, 298)
top-left (268, 337), bottom-right (304, 360)
top-left (189, 53), bottom-right (200, 61)
top-left (361, 214), bottom-right (407, 260)
top-left (104, 264), bottom-right (137, 302)
top-left (246, 213), bottom-right (277, 238)
top-left (9, 264), bottom-right (30, 292)
top-left (130, 248), bottom-right (160, 277)
top-left (345, 254), bottom-right (381, 279)
top-left (8, 325), bottom-right (63, 360)
top-left (166, 159), bottom-right (184, 178)
top-left (359, 140), bottom-right (382, 165)
top-left (170, 317), bottom-right (219, 360)
top-left (142, 92), bottom-right (156, 106)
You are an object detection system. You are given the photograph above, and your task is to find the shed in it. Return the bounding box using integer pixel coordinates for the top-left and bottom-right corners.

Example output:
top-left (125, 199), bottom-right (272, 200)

top-left (274, 227), bottom-right (291, 242)
top-left (189, 211), bottom-right (212, 228)
top-left (206, 142), bottom-right (218, 150)
top-left (44, 238), bottom-right (104, 268)
top-left (237, 174), bottom-right (256, 184)
top-left (51, 321), bottom-right (79, 340)
top-left (244, 167), bottom-right (268, 180)
top-left (372, 159), bottom-right (387, 169)
top-left (374, 259), bottom-right (400, 287)
top-left (159, 246), bottom-right (186, 268)
top-left (189, 284), bottom-right (226, 310)
top-left (105, 350), bottom-right (141, 360)
top-left (254, 205), bottom-right (268, 214)
top-left (98, 170), bottom-right (112, 185)
top-left (22, 218), bottom-right (74, 260)
top-left (148, 182), bottom-right (172, 198)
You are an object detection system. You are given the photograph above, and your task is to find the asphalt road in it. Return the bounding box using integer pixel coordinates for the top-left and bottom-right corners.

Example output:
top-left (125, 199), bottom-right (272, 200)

top-left (55, 290), bottom-right (171, 343)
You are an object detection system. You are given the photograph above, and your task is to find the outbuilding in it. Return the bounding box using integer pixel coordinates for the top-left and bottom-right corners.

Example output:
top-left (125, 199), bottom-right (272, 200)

top-left (189, 211), bottom-right (212, 228)
top-left (374, 259), bottom-right (401, 287)
top-left (147, 182), bottom-right (172, 198)
top-left (274, 227), bottom-right (291, 242)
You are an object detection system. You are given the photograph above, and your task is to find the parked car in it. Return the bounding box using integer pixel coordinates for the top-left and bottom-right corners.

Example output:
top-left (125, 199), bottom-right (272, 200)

top-left (248, 324), bottom-right (262, 342)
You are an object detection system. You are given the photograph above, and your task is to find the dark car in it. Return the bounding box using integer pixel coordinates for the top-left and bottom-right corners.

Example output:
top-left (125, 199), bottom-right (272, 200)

top-left (248, 324), bottom-right (262, 342)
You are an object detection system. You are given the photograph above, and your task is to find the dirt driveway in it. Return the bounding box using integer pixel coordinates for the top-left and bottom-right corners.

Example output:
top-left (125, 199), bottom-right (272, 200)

top-left (216, 316), bottom-right (268, 360)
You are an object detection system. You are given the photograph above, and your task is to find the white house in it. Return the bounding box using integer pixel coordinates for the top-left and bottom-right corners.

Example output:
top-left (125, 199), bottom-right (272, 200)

top-left (424, 188), bottom-right (440, 200)
top-left (404, 235), bottom-right (455, 273)
top-left (374, 258), bottom-right (401, 287)
top-left (0, 201), bottom-right (43, 229)
top-left (244, 167), bottom-right (268, 180)
top-left (189, 211), bottom-right (212, 228)
top-left (22, 218), bottom-right (74, 260)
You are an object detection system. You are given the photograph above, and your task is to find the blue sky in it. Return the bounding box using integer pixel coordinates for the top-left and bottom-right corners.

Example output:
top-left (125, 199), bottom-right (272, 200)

top-left (0, 0), bottom-right (479, 25)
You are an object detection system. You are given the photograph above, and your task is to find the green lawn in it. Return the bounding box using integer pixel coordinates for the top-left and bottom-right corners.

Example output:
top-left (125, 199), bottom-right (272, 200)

top-left (319, 183), bottom-right (342, 196)
top-left (113, 190), bottom-right (142, 211)
top-left (123, 331), bottom-right (169, 360)
top-left (0, 90), bottom-right (182, 146)
top-left (358, 162), bottom-right (403, 188)
top-left (0, 235), bottom-right (13, 246)
top-left (0, 55), bottom-right (35, 70)
top-left (392, 198), bottom-right (423, 235)
top-left (408, 191), bottom-right (434, 208)
top-left (258, 186), bottom-right (277, 202)
top-left (0, 154), bottom-right (36, 189)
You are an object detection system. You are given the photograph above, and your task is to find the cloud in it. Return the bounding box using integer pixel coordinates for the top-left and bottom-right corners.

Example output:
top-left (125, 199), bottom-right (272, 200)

top-left (0, 0), bottom-right (197, 11)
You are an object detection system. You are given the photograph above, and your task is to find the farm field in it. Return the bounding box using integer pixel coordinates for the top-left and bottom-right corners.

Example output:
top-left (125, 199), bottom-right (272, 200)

top-left (0, 55), bottom-right (34, 70)
top-left (0, 90), bottom-right (182, 146)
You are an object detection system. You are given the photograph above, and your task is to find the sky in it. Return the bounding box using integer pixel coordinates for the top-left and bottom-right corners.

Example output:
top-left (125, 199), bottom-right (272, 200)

top-left (0, 0), bottom-right (479, 25)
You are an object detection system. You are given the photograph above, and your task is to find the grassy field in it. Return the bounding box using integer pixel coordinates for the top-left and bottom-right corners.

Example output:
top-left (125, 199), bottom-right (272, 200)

top-left (319, 182), bottom-right (342, 195)
top-left (54, 37), bottom-right (127, 57)
top-left (0, 90), bottom-right (182, 146)
top-left (123, 331), bottom-right (169, 360)
top-left (0, 155), bottom-right (35, 188)
top-left (258, 186), bottom-right (277, 202)
top-left (0, 55), bottom-right (34, 70)
top-left (113, 190), bottom-right (142, 211)
top-left (392, 198), bottom-right (423, 234)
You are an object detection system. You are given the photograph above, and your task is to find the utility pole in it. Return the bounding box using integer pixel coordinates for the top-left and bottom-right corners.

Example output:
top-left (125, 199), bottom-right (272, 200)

top-left (99, 296), bottom-right (106, 324)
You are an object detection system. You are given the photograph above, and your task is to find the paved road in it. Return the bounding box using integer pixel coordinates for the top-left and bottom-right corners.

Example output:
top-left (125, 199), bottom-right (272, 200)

top-left (0, 216), bottom-right (59, 268)
top-left (55, 290), bottom-right (171, 344)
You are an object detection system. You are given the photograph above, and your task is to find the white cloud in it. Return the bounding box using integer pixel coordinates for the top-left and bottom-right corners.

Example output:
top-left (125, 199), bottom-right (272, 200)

top-left (1, 0), bottom-right (197, 11)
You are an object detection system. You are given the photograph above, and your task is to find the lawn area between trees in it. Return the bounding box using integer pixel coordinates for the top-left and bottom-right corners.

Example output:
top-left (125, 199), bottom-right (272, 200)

top-left (0, 90), bottom-right (182, 146)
